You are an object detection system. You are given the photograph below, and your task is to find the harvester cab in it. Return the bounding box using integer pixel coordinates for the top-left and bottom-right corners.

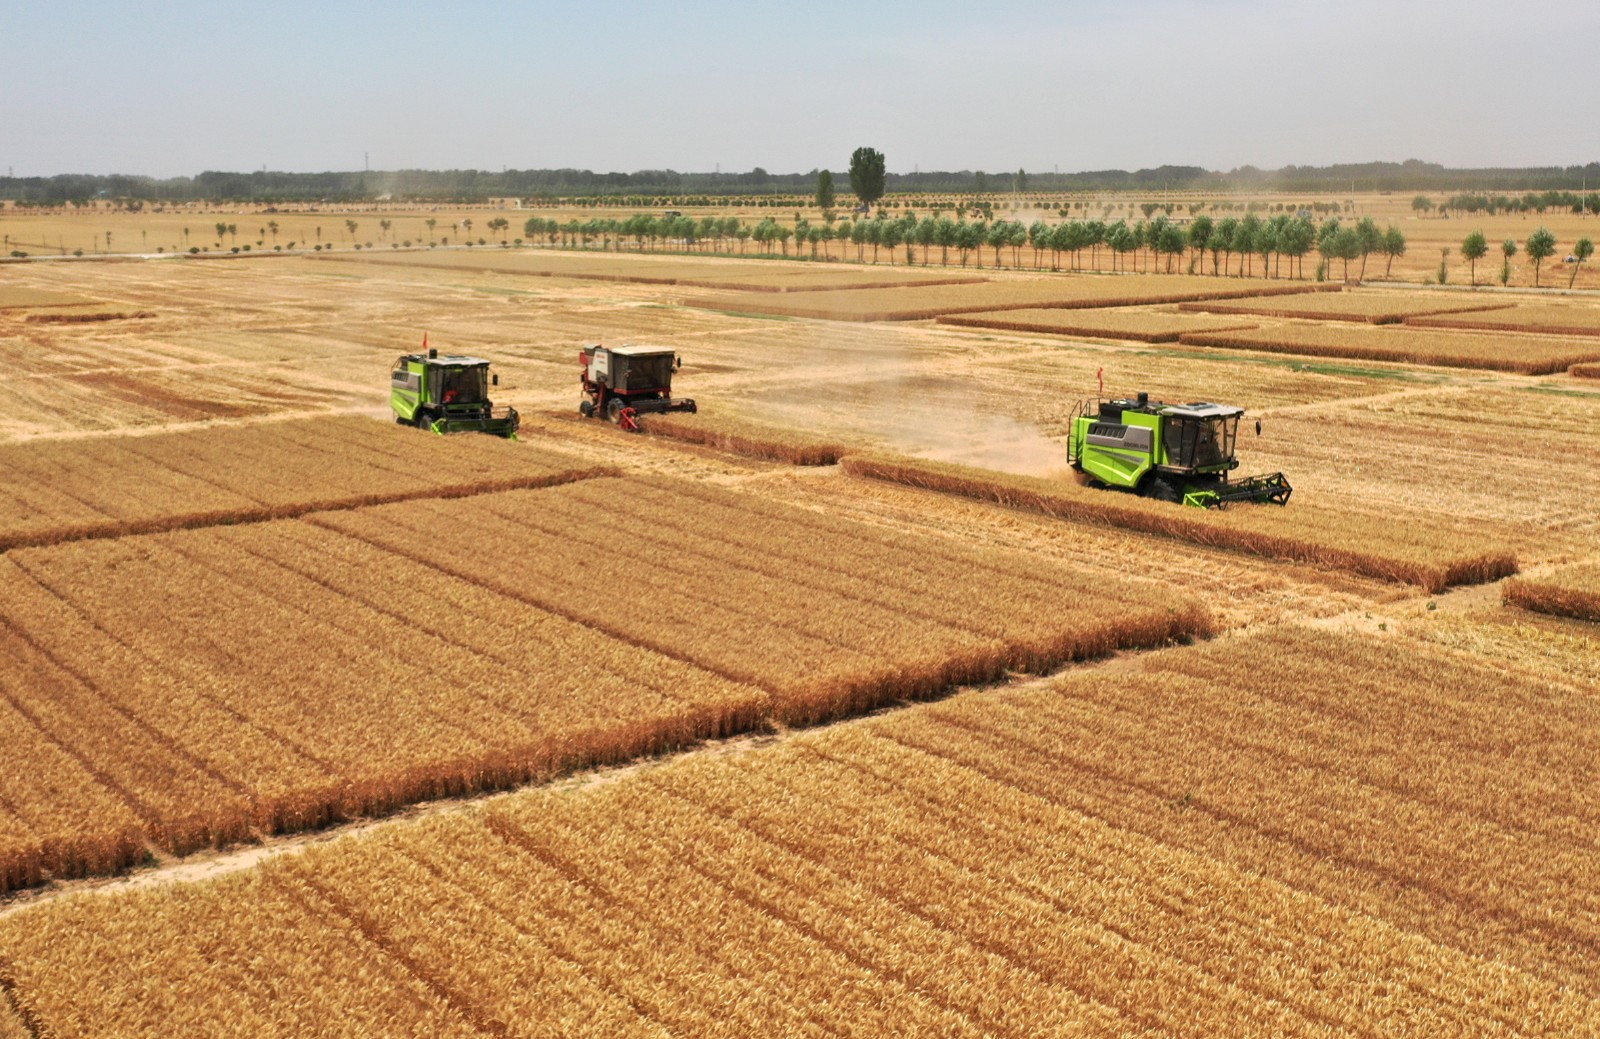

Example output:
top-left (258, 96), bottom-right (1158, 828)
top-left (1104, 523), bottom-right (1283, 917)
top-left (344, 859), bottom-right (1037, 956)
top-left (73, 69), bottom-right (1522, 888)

top-left (578, 344), bottom-right (696, 430)
top-left (1068, 392), bottom-right (1291, 508)
top-left (391, 348), bottom-right (519, 438)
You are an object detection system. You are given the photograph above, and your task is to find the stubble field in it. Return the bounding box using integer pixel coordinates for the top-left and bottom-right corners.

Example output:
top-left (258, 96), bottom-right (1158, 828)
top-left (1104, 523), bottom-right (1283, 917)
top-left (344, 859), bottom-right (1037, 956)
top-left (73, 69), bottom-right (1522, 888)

top-left (0, 243), bottom-right (1596, 1036)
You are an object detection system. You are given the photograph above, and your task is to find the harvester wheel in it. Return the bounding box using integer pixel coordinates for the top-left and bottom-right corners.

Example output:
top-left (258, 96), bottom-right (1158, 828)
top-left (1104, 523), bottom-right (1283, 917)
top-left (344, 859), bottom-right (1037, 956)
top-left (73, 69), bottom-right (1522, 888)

top-left (1144, 476), bottom-right (1182, 503)
top-left (415, 411), bottom-right (433, 431)
top-left (579, 399), bottom-right (596, 418)
top-left (605, 398), bottom-right (626, 424)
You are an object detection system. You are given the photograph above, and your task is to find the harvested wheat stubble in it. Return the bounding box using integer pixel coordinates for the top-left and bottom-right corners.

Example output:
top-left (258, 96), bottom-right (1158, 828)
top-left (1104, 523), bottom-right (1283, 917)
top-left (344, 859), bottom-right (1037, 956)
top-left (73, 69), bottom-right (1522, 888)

top-left (1177, 292), bottom-right (1510, 325)
top-left (686, 275), bottom-right (1332, 322)
top-left (0, 473), bottom-right (1205, 893)
top-left (644, 410), bottom-right (847, 464)
top-left (6, 625), bottom-right (1597, 1037)
top-left (1408, 303), bottom-right (1600, 337)
top-left (1503, 563), bottom-right (1600, 623)
top-left (1180, 323), bottom-right (1600, 374)
top-left (0, 415), bottom-right (611, 552)
top-left (0, 287), bottom-right (93, 310)
top-left (937, 306), bottom-right (1258, 342)
top-left (840, 452), bottom-right (1516, 592)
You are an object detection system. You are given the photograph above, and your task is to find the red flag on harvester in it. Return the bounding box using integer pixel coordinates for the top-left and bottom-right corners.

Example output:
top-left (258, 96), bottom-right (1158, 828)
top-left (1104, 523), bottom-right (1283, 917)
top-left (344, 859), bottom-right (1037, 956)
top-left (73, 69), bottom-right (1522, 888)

top-left (1097, 367), bottom-right (1104, 396)
top-left (422, 331), bottom-right (429, 350)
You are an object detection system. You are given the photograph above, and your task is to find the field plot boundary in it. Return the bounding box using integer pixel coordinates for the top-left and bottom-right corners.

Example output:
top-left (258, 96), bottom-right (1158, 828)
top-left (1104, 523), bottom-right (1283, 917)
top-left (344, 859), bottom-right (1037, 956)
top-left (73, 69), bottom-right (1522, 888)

top-left (1177, 295), bottom-right (1511, 325)
top-left (685, 280), bottom-right (1334, 323)
top-left (1408, 308), bottom-right (1600, 337)
top-left (1178, 325), bottom-right (1600, 374)
top-left (0, 467), bottom-right (617, 554)
top-left (310, 251), bottom-right (984, 293)
top-left (1572, 362), bottom-right (1600, 378)
top-left (840, 453), bottom-right (1516, 592)
top-left (937, 309), bottom-right (1258, 342)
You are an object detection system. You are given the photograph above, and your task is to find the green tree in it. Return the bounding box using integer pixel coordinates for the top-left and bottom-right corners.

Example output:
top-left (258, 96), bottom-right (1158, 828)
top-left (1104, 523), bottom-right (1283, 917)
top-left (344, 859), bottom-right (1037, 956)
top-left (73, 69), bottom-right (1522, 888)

top-left (1028, 220), bottom-right (1051, 267)
top-left (215, 221), bottom-right (227, 242)
top-left (1525, 226), bottom-right (1557, 286)
top-left (815, 169), bottom-right (834, 211)
top-left (1355, 217), bottom-right (1382, 281)
top-left (1411, 195), bottom-right (1434, 216)
top-left (426, 217), bottom-right (437, 242)
top-left (1012, 168), bottom-right (1027, 194)
top-left (345, 219), bottom-right (358, 241)
top-left (379, 218), bottom-right (392, 240)
top-left (1381, 225), bottom-right (1407, 278)
top-left (1187, 215), bottom-right (1213, 274)
top-left (1460, 231), bottom-right (1488, 286)
top-left (935, 217), bottom-right (958, 266)
top-left (848, 147), bottom-right (886, 209)
top-left (1158, 223), bottom-right (1188, 274)
top-left (1569, 237), bottom-right (1593, 288)
top-left (986, 220), bottom-right (1010, 268)
top-left (268, 220), bottom-right (279, 243)
top-left (1500, 237), bottom-right (1516, 285)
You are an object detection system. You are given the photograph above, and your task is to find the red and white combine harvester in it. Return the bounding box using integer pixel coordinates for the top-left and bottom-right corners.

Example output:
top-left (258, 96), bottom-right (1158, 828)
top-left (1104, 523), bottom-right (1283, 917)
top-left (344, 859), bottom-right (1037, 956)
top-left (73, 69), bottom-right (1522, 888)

top-left (578, 344), bottom-right (696, 431)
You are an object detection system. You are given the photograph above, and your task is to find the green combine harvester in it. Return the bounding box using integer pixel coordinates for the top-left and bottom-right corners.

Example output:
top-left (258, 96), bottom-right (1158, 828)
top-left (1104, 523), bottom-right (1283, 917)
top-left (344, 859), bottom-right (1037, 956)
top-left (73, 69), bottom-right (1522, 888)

top-left (1068, 392), bottom-right (1291, 508)
top-left (390, 347), bottom-right (519, 438)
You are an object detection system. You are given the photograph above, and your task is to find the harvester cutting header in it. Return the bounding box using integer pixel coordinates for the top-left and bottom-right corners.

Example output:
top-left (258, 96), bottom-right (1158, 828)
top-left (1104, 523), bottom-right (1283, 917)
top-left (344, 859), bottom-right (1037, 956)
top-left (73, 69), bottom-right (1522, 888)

top-left (1069, 392), bottom-right (1291, 508)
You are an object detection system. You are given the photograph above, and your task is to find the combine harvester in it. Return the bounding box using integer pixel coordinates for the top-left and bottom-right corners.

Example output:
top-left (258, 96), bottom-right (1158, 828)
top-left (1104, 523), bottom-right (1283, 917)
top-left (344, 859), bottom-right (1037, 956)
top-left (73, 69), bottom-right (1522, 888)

top-left (1068, 391), bottom-right (1291, 508)
top-left (578, 344), bottom-right (696, 431)
top-left (390, 345), bottom-right (519, 438)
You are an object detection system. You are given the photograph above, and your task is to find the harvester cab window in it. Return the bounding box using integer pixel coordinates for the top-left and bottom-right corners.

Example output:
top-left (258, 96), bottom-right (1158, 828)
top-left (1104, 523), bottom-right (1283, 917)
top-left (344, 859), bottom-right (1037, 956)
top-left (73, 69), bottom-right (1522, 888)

top-left (1165, 416), bottom-right (1237, 469)
top-left (433, 366), bottom-right (488, 405)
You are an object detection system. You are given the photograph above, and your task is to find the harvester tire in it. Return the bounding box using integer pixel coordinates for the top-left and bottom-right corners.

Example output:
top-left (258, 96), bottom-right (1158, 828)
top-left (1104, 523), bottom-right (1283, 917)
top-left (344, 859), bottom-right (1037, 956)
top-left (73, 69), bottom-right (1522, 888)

top-left (1144, 476), bottom-right (1182, 503)
top-left (579, 400), bottom-right (596, 418)
top-left (605, 398), bottom-right (626, 424)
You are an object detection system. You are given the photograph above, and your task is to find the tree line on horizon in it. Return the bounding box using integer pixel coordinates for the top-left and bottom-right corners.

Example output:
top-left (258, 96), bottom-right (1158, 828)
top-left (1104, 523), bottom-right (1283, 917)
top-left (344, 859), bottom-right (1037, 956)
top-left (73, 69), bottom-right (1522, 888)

top-left (5, 158), bottom-right (1600, 205)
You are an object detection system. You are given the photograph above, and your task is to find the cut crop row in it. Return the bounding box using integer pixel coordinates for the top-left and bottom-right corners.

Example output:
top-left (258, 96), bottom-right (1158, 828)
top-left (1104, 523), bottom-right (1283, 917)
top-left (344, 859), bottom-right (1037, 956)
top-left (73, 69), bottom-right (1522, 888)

top-left (643, 410), bottom-right (846, 464)
top-left (4, 623), bottom-right (1593, 1036)
top-left (1571, 362), bottom-right (1600, 378)
top-left (685, 275), bottom-right (1331, 322)
top-left (839, 452), bottom-right (1517, 591)
top-left (0, 415), bottom-right (612, 551)
top-left (1178, 323), bottom-right (1600, 374)
top-left (1503, 563), bottom-right (1600, 623)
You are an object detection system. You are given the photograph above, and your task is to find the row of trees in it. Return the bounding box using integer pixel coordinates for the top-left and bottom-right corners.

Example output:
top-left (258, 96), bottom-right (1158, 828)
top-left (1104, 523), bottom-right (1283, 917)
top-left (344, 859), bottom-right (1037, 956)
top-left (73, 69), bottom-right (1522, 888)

top-left (519, 210), bottom-right (1408, 282)
top-left (1414, 191), bottom-right (1600, 217)
top-left (1457, 227), bottom-right (1593, 287)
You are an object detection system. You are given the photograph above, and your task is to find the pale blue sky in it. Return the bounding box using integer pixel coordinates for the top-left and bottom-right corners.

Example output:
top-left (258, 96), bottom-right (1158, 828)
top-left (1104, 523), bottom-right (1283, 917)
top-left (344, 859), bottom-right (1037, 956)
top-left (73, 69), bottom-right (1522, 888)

top-left (3, 0), bottom-right (1595, 177)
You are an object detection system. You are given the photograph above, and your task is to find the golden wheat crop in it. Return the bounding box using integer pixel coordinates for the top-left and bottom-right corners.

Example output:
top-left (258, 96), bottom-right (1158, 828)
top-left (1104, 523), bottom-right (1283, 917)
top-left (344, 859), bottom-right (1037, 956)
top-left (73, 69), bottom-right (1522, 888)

top-left (1180, 324), bottom-right (1600, 374)
top-left (0, 471), bottom-right (1205, 892)
top-left (643, 410), bottom-right (847, 464)
top-left (0, 415), bottom-right (611, 551)
top-left (0, 287), bottom-right (93, 309)
top-left (937, 306), bottom-right (1258, 341)
top-left (1178, 292), bottom-right (1510, 324)
top-left (1569, 362), bottom-right (1600, 378)
top-left (685, 276), bottom-right (1330, 322)
top-left (1503, 563), bottom-right (1600, 622)
top-left (3, 623), bottom-right (1594, 1037)
top-left (839, 452), bottom-right (1517, 591)
top-left (1407, 303), bottom-right (1600, 336)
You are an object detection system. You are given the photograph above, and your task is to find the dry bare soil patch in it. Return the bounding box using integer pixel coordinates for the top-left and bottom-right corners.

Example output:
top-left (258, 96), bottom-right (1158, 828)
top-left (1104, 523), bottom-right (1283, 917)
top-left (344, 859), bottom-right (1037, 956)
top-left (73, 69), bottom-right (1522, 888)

top-left (938, 306), bottom-right (1257, 342)
top-left (4, 622), bottom-right (1596, 1036)
top-left (686, 275), bottom-right (1329, 322)
top-left (1178, 291), bottom-right (1510, 325)
top-left (1180, 323), bottom-right (1600, 374)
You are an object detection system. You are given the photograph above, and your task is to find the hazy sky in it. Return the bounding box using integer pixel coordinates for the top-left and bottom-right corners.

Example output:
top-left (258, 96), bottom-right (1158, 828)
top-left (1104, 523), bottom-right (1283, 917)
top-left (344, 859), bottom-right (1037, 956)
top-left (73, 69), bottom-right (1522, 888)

top-left (4, 0), bottom-right (1596, 178)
